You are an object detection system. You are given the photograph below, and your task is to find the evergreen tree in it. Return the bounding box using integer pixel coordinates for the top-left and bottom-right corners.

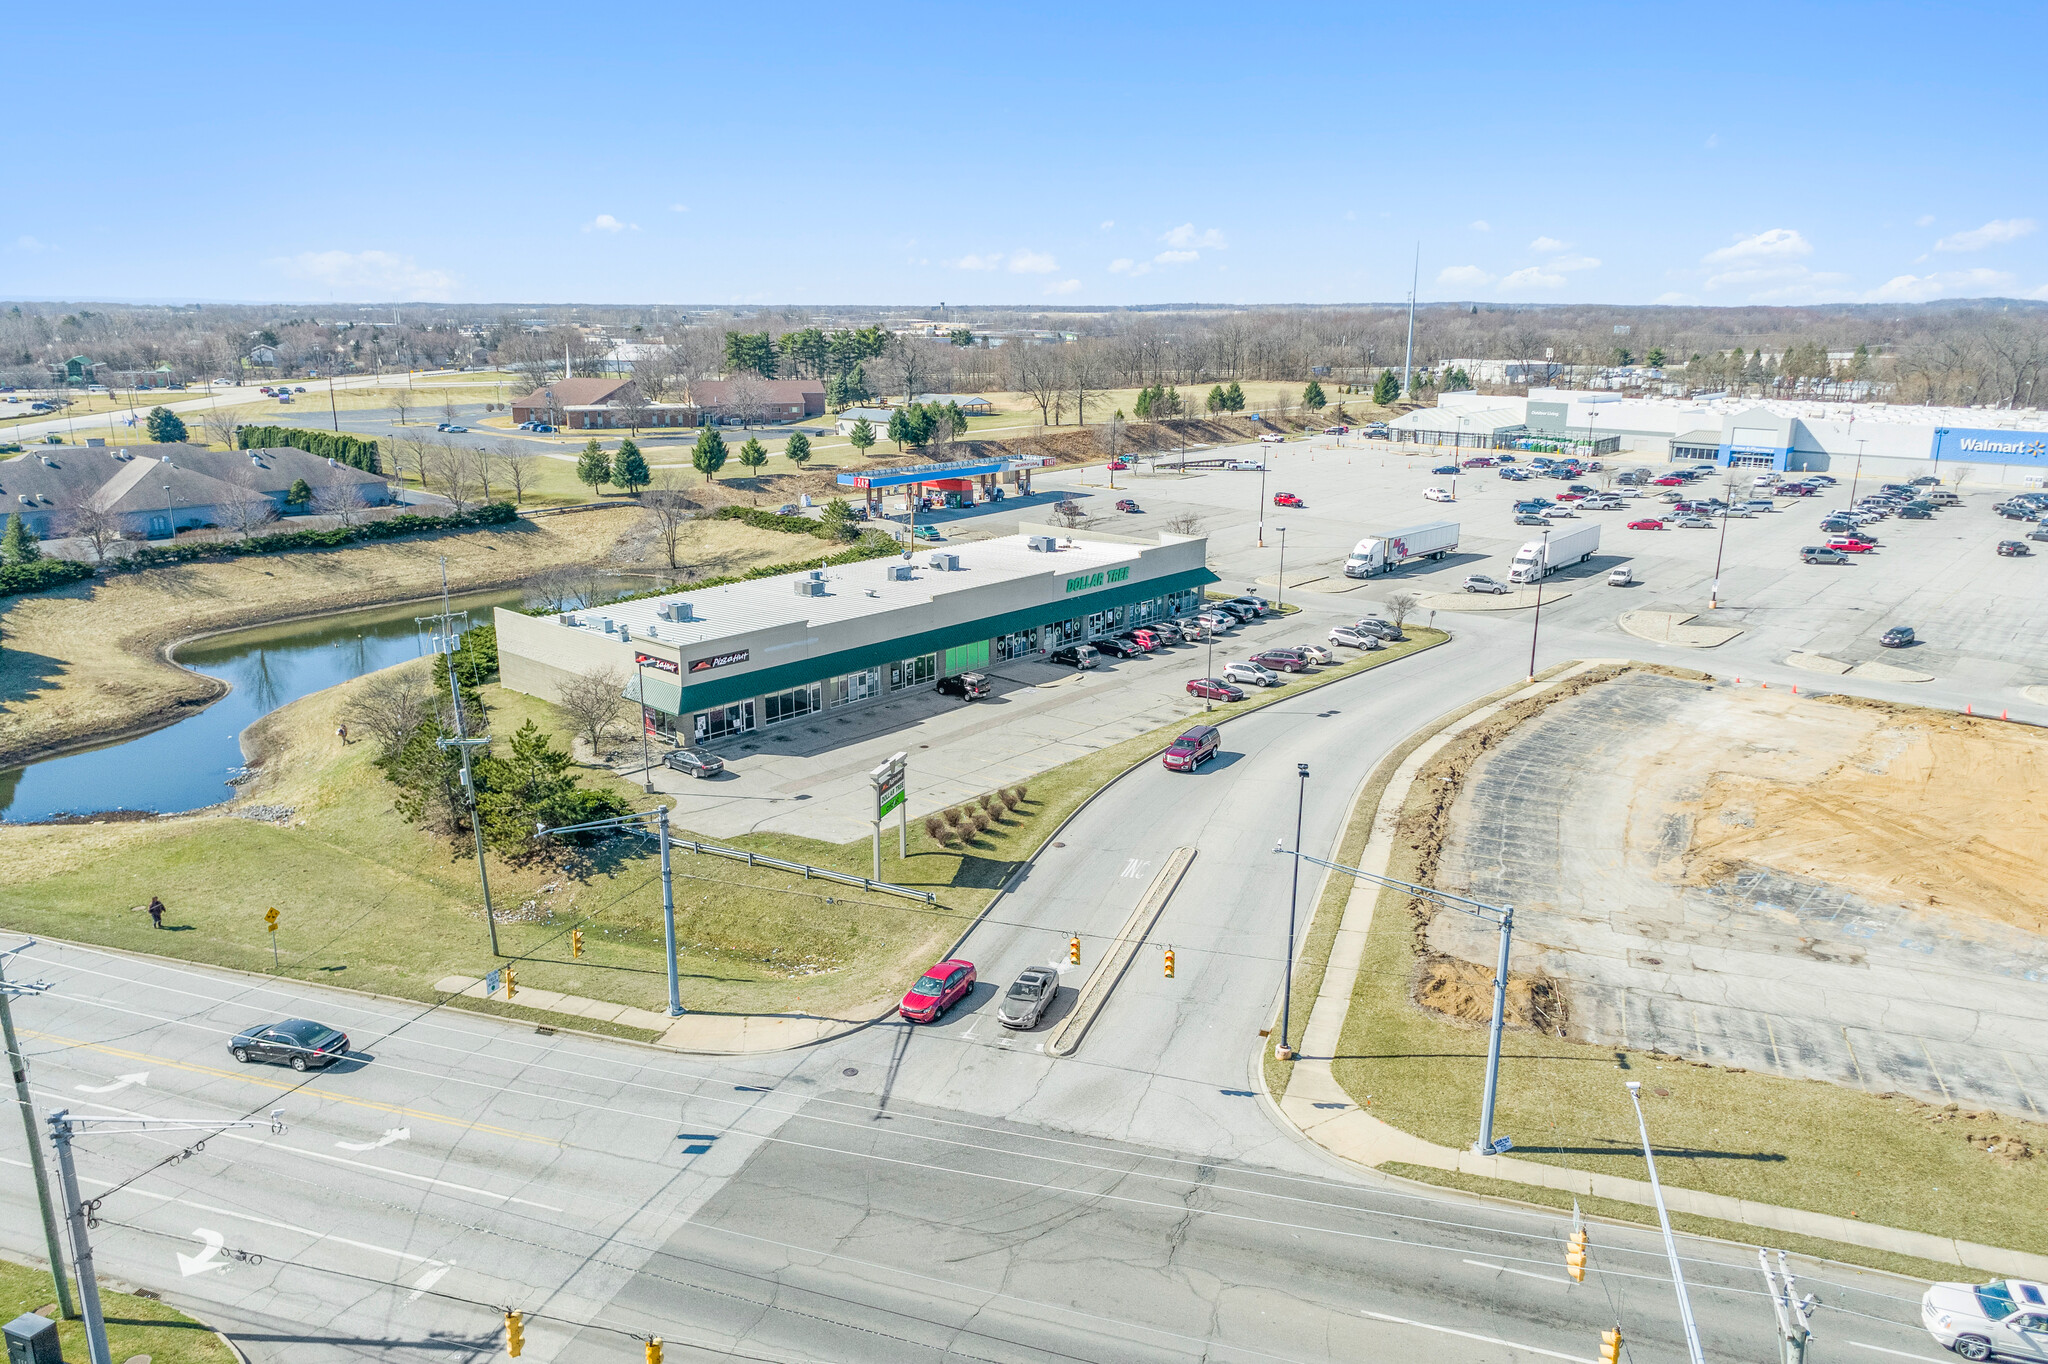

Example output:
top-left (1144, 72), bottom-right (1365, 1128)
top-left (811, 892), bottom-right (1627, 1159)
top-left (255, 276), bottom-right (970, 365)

top-left (613, 438), bottom-right (650, 493)
top-left (691, 425), bottom-right (727, 481)
top-left (1302, 380), bottom-right (1327, 410)
top-left (826, 373), bottom-right (848, 410)
top-left (1851, 342), bottom-right (1871, 378)
top-left (1373, 370), bottom-right (1400, 405)
top-left (575, 438), bottom-right (612, 497)
top-left (286, 478), bottom-right (312, 508)
top-left (886, 408), bottom-right (911, 451)
top-left (1161, 386), bottom-right (1182, 416)
top-left (145, 406), bottom-right (187, 442)
top-left (736, 436), bottom-right (768, 472)
top-left (1223, 382), bottom-right (1246, 412)
top-left (784, 431), bottom-right (812, 466)
top-left (1, 511), bottom-right (41, 565)
top-left (849, 418), bottom-right (876, 456)
top-left (722, 331), bottom-right (778, 378)
top-left (843, 363), bottom-right (870, 405)
top-left (1205, 384), bottom-right (1226, 413)
top-left (1133, 385), bottom-right (1156, 419)
top-left (1646, 347), bottom-right (1667, 367)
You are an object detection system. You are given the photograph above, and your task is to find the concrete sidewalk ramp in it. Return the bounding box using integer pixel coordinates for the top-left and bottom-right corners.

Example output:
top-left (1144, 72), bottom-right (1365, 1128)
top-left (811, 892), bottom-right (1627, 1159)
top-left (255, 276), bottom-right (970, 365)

top-left (1046, 846), bottom-right (1196, 1059)
top-left (1786, 652), bottom-right (1854, 674)
top-left (1618, 609), bottom-right (1744, 647)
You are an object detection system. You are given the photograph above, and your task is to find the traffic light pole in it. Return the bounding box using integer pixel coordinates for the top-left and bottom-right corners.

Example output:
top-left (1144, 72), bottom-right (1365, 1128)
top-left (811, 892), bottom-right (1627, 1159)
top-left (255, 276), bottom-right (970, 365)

top-left (1627, 1081), bottom-right (1707, 1364)
top-left (0, 942), bottom-right (75, 1319)
top-left (1760, 1248), bottom-right (1816, 1363)
top-left (1274, 844), bottom-right (1517, 1156)
top-left (539, 806), bottom-right (682, 1016)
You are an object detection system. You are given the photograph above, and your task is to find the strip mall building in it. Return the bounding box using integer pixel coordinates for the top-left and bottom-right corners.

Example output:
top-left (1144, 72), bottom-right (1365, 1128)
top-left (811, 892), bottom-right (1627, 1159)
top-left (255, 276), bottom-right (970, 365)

top-left (495, 526), bottom-right (1215, 744)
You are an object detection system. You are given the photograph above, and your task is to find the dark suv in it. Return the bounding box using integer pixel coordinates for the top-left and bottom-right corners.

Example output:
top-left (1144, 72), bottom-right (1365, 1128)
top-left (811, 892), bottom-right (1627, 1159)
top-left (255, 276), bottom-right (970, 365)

top-left (936, 672), bottom-right (990, 699)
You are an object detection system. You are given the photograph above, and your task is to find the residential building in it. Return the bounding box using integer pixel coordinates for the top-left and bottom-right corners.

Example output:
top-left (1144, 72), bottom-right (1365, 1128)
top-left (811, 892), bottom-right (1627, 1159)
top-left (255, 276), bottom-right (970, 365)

top-left (510, 378), bottom-right (638, 425)
top-left (835, 406), bottom-right (896, 438)
top-left (0, 443), bottom-right (394, 541)
top-left (688, 378), bottom-right (826, 422)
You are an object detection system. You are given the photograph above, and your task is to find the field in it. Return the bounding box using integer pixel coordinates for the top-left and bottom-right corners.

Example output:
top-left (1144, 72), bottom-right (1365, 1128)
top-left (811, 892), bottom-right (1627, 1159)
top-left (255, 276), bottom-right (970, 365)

top-left (0, 629), bottom-right (1446, 1024)
top-left (1270, 665), bottom-right (2048, 1264)
top-left (0, 505), bottom-right (817, 768)
top-left (0, 1255), bottom-right (234, 1364)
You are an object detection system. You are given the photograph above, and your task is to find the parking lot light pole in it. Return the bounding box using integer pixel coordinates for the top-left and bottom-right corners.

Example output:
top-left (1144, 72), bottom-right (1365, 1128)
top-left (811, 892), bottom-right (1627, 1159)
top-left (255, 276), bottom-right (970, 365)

top-left (1276, 762), bottom-right (1309, 1061)
top-left (1527, 527), bottom-right (1551, 681)
top-left (1258, 462), bottom-right (1268, 548)
top-left (1276, 527), bottom-right (1288, 614)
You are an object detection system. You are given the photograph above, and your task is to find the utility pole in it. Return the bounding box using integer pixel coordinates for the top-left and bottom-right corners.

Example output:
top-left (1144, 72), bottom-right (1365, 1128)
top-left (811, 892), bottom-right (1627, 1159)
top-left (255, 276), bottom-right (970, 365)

top-left (1626, 1081), bottom-right (1707, 1364)
top-left (327, 372), bottom-right (340, 432)
top-left (1710, 468), bottom-right (1735, 609)
top-left (1275, 526), bottom-right (1288, 614)
top-left (1760, 1248), bottom-right (1816, 1363)
top-left (423, 558), bottom-right (496, 954)
top-left (1401, 243), bottom-right (1419, 398)
top-left (1527, 526), bottom-right (1551, 681)
top-left (0, 941), bottom-right (75, 1319)
top-left (48, 1108), bottom-right (285, 1364)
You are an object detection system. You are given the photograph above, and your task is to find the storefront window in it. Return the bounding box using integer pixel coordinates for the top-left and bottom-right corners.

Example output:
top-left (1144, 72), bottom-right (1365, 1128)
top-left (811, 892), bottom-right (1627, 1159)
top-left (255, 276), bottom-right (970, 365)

top-left (995, 628), bottom-right (1039, 661)
top-left (694, 699), bottom-right (756, 742)
top-left (763, 684), bottom-right (821, 725)
top-left (829, 667), bottom-right (882, 707)
top-left (889, 655), bottom-right (936, 689)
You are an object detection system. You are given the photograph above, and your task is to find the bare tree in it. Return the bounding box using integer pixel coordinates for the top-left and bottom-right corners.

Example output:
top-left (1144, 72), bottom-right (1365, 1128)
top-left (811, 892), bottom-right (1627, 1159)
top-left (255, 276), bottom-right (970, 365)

top-left (1383, 590), bottom-right (1422, 629)
top-left (723, 373), bottom-right (769, 426)
top-left (472, 445), bottom-right (497, 503)
top-left (199, 404), bottom-right (239, 451)
top-left (397, 435), bottom-right (432, 493)
top-left (218, 470), bottom-right (280, 539)
top-left (1161, 510), bottom-right (1204, 536)
top-left (312, 481), bottom-right (370, 526)
top-left (1066, 349), bottom-right (1104, 427)
top-left (388, 386), bottom-right (413, 426)
top-left (497, 441), bottom-right (536, 506)
top-left (62, 500), bottom-right (126, 562)
top-left (612, 384), bottom-right (651, 433)
top-left (442, 396), bottom-right (459, 423)
top-left (428, 439), bottom-right (476, 514)
top-left (556, 666), bottom-right (628, 757)
top-left (1013, 346), bottom-right (1064, 426)
top-left (354, 668), bottom-right (433, 759)
top-left (642, 471), bottom-right (696, 570)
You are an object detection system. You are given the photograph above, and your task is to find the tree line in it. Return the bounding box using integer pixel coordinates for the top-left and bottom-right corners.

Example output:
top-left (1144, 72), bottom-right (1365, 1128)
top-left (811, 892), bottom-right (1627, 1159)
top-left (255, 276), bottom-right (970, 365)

top-left (237, 424), bottom-right (383, 474)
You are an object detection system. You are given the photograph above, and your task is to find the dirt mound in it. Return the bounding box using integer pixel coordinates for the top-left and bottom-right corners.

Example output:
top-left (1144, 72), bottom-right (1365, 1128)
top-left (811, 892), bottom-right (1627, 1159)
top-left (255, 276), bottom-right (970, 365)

top-left (1416, 954), bottom-right (1569, 1034)
top-left (1682, 701), bottom-right (2048, 935)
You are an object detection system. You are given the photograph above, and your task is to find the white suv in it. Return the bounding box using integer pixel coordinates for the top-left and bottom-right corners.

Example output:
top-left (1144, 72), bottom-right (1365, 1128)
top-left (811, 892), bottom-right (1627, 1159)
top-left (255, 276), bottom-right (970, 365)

top-left (1222, 660), bottom-right (1279, 687)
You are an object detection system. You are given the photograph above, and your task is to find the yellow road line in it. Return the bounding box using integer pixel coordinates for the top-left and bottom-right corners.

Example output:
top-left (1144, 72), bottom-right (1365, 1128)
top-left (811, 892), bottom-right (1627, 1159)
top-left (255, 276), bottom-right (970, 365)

top-left (24, 1030), bottom-right (561, 1148)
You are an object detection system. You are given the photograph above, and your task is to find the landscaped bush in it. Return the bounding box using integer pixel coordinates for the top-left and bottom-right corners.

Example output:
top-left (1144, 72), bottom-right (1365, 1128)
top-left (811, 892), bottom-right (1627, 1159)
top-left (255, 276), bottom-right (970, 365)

top-left (238, 424), bottom-right (382, 474)
top-left (712, 505), bottom-right (852, 541)
top-left (109, 503), bottom-right (516, 572)
top-left (0, 557), bottom-right (95, 599)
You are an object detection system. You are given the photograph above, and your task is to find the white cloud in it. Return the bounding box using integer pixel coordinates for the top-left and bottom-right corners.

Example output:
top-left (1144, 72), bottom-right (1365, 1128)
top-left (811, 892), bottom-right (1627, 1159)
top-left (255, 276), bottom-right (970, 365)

top-left (1099, 220), bottom-right (1114, 230)
top-left (669, 203), bottom-right (690, 213)
top-left (14, 235), bottom-right (45, 252)
top-left (1108, 257), bottom-right (1141, 275)
top-left (1702, 228), bottom-right (1811, 264)
top-left (1008, 249), bottom-right (1059, 274)
top-left (1915, 214), bottom-right (1936, 227)
top-left (1867, 268), bottom-right (2016, 302)
top-left (1161, 223), bottom-right (1227, 250)
top-left (1153, 249), bottom-right (1200, 265)
top-left (1529, 236), bottom-right (1568, 253)
top-left (1436, 265), bottom-right (1495, 287)
top-left (274, 249), bottom-right (457, 300)
top-left (952, 253), bottom-right (1002, 270)
top-left (1044, 278), bottom-right (1082, 295)
top-left (1470, 220), bottom-right (1490, 232)
top-left (583, 214), bottom-right (637, 233)
top-left (1499, 266), bottom-right (1567, 291)
top-left (1934, 218), bottom-right (2037, 252)
top-left (1550, 254), bottom-right (1602, 273)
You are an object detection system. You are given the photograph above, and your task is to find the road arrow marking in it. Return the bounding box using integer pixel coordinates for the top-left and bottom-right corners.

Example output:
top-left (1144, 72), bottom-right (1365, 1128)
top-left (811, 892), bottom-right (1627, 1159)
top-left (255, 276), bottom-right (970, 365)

top-left (75, 1072), bottom-right (149, 1094)
top-left (407, 1264), bottom-right (452, 1301)
top-left (335, 1127), bottom-right (410, 1152)
top-left (176, 1228), bottom-right (227, 1277)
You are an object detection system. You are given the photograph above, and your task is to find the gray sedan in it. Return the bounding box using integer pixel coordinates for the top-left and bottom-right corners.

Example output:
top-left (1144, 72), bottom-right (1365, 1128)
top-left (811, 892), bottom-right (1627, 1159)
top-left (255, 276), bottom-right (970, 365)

top-left (998, 965), bottom-right (1061, 1029)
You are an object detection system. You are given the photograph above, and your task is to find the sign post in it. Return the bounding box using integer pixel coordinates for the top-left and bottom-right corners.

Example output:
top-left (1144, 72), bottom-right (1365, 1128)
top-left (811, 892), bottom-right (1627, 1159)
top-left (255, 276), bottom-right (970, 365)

top-left (870, 752), bottom-right (907, 878)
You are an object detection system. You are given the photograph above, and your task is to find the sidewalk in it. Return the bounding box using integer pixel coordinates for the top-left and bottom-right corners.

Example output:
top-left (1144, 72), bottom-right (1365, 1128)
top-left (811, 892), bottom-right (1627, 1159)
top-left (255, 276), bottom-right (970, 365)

top-left (435, 975), bottom-right (885, 1054)
top-left (1270, 662), bottom-right (2048, 1282)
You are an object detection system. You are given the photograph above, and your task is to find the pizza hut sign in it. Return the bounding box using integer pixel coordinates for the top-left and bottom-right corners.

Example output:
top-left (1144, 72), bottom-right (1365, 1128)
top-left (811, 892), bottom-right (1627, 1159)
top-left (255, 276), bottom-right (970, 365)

top-left (688, 648), bottom-right (750, 674)
top-left (634, 652), bottom-right (681, 675)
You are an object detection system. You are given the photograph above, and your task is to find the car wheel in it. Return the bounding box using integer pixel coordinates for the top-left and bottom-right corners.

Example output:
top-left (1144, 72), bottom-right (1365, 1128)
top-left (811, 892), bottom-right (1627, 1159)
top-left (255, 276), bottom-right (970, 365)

top-left (290, 1055), bottom-right (309, 1072)
top-left (1953, 1337), bottom-right (1992, 1362)
top-left (232, 1047), bottom-right (251, 1064)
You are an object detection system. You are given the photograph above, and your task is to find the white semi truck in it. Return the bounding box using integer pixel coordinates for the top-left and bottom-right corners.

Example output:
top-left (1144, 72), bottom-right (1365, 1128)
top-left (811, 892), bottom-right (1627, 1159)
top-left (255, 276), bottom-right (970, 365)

top-left (1342, 521), bottom-right (1460, 577)
top-left (1507, 523), bottom-right (1601, 584)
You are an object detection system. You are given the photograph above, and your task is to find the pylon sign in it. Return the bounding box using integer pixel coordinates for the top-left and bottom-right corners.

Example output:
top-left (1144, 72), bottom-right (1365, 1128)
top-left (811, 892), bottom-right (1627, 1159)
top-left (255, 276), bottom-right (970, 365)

top-left (871, 753), bottom-right (907, 820)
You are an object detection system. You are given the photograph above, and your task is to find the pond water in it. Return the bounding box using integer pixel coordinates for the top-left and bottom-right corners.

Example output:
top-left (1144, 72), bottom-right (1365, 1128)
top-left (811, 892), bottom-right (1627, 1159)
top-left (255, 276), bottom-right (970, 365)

top-left (0, 590), bottom-right (527, 823)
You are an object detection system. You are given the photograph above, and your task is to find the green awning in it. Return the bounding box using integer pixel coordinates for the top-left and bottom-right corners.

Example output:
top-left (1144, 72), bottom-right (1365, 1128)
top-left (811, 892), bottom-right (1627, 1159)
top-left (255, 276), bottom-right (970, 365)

top-left (618, 565), bottom-right (1218, 716)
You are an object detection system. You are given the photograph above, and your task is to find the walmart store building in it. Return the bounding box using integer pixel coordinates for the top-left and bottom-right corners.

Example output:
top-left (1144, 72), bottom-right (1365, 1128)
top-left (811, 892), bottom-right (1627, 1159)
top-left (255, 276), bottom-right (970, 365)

top-left (496, 524), bottom-right (1216, 744)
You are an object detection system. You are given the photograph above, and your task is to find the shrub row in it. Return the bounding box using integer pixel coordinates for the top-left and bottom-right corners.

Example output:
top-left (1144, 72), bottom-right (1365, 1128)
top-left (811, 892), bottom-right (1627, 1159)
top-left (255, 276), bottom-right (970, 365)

top-left (922, 786), bottom-right (1029, 845)
top-left (237, 425), bottom-right (383, 475)
top-left (0, 557), bottom-right (96, 600)
top-left (712, 504), bottom-right (853, 541)
top-left (107, 502), bottom-right (517, 571)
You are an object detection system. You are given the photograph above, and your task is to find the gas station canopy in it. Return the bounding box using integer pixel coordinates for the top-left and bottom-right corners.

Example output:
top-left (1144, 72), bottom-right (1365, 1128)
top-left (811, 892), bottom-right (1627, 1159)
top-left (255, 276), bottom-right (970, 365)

top-left (836, 457), bottom-right (1048, 489)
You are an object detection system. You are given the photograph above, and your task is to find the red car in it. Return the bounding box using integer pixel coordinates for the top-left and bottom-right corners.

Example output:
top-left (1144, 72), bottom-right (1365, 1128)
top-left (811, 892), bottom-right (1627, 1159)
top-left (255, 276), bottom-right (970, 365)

top-left (1653, 476), bottom-right (1685, 486)
top-left (1186, 677), bottom-right (1246, 701)
top-left (1826, 538), bottom-right (1875, 553)
top-left (1628, 518), bottom-right (1666, 530)
top-left (1555, 492), bottom-right (1585, 502)
top-left (900, 958), bottom-right (976, 1023)
top-left (1273, 492), bottom-right (1304, 507)
top-left (1106, 460), bottom-right (1129, 471)
top-left (1462, 456), bottom-right (1496, 468)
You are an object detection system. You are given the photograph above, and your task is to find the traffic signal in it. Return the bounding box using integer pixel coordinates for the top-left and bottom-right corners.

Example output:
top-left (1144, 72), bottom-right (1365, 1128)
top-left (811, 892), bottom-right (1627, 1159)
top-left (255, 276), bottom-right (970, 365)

top-left (1565, 1227), bottom-right (1588, 1283)
top-left (505, 1311), bottom-right (524, 1357)
top-left (504, 965), bottom-right (517, 1000)
top-left (1599, 1326), bottom-right (1621, 1364)
top-left (264, 907), bottom-right (279, 933)
top-left (644, 1338), bottom-right (663, 1364)
top-left (1163, 947), bottom-right (1176, 979)
top-left (572, 929), bottom-right (584, 959)
top-left (1068, 935), bottom-right (1081, 965)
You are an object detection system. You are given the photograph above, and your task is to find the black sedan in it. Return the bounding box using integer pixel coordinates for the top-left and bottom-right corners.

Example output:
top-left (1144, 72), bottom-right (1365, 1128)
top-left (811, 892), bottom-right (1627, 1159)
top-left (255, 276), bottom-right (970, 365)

top-left (230, 1019), bottom-right (349, 1071)
top-left (1998, 540), bottom-right (2032, 556)
top-left (663, 747), bottom-right (724, 777)
top-left (1432, 465), bottom-right (1459, 474)
top-left (1091, 636), bottom-right (1144, 659)
top-left (1880, 626), bottom-right (1916, 648)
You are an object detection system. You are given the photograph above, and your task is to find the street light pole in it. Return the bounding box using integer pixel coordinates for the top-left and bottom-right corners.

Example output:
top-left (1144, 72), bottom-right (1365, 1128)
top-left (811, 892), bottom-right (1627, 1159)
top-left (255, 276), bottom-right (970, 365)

top-left (1848, 439), bottom-right (1866, 507)
top-left (0, 943), bottom-right (75, 1319)
top-left (1710, 468), bottom-right (1735, 609)
top-left (1258, 462), bottom-right (1268, 548)
top-left (1276, 526), bottom-right (1288, 614)
top-left (1277, 763), bottom-right (1309, 1060)
top-left (1627, 1081), bottom-right (1708, 1364)
top-left (1527, 526), bottom-right (1550, 681)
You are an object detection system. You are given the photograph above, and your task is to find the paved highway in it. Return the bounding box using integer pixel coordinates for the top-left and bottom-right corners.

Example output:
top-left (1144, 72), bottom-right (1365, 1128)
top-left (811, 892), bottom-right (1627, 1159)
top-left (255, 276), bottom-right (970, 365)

top-left (0, 629), bottom-right (1946, 1363)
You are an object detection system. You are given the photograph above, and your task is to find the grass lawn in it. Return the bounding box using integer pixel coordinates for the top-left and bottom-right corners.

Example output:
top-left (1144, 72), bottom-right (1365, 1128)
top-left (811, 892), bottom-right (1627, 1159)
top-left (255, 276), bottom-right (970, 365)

top-left (0, 629), bottom-right (1446, 1024)
top-left (0, 1256), bottom-right (235, 1364)
top-left (1274, 665), bottom-right (2048, 1264)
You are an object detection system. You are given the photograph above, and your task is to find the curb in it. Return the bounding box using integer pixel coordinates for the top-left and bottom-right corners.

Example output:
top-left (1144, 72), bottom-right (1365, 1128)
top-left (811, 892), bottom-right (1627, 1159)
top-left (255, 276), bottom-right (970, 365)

top-left (1046, 847), bottom-right (1195, 1058)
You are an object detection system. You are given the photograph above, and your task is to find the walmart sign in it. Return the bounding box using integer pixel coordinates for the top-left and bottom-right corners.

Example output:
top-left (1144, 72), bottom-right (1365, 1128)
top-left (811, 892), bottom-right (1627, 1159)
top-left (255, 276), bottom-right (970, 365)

top-left (1931, 427), bottom-right (2048, 466)
top-left (1065, 565), bottom-right (1131, 594)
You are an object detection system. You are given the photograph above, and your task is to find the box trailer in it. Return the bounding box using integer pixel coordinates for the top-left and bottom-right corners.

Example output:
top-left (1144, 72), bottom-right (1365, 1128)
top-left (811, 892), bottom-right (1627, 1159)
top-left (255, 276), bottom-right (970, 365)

top-left (1342, 521), bottom-right (1460, 577)
top-left (1507, 523), bottom-right (1601, 584)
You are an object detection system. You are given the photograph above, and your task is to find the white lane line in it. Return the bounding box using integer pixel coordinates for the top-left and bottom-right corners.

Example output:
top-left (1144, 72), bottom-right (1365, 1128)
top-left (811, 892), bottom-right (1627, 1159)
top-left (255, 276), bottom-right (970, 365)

top-left (0, 1154), bottom-right (440, 1265)
top-left (1360, 1310), bottom-right (1595, 1363)
top-left (1848, 1343), bottom-right (1948, 1362)
top-left (1463, 1258), bottom-right (1571, 1285)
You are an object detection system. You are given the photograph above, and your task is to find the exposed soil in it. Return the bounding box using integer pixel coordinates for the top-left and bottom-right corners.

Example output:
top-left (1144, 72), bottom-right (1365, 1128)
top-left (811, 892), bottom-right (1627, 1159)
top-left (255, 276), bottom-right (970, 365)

top-left (1416, 954), bottom-right (1569, 1033)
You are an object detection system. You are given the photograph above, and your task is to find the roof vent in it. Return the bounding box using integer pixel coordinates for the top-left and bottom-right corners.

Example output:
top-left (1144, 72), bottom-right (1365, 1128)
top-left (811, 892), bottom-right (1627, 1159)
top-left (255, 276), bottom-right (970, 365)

top-left (793, 578), bottom-right (827, 597)
top-left (16, 494), bottom-right (28, 505)
top-left (559, 613), bottom-right (579, 626)
top-left (885, 563), bottom-right (915, 581)
top-left (1026, 535), bottom-right (1057, 552)
top-left (41, 456), bottom-right (56, 468)
top-left (927, 552), bottom-right (960, 571)
top-left (327, 458), bottom-right (339, 468)
top-left (619, 625), bottom-right (632, 642)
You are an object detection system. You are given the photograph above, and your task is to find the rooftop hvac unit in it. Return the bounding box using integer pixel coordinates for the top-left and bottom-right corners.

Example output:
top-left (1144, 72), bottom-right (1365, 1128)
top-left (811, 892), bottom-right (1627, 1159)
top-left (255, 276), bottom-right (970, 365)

top-left (927, 552), bottom-right (961, 571)
top-left (794, 578), bottom-right (827, 597)
top-left (559, 613), bottom-right (579, 626)
top-left (619, 626), bottom-right (632, 642)
top-left (885, 563), bottom-right (915, 581)
top-left (601, 617), bottom-right (615, 633)
top-left (1026, 535), bottom-right (1057, 552)
top-left (658, 601), bottom-right (694, 622)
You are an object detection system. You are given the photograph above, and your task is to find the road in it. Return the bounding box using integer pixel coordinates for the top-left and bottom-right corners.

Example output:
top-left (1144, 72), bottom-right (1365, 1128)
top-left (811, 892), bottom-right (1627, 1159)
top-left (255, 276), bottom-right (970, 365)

top-left (0, 628), bottom-right (1947, 1363)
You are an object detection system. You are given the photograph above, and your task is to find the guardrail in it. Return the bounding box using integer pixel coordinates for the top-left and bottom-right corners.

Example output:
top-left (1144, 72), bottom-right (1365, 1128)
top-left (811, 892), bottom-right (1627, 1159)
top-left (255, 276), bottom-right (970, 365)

top-left (668, 836), bottom-right (938, 904)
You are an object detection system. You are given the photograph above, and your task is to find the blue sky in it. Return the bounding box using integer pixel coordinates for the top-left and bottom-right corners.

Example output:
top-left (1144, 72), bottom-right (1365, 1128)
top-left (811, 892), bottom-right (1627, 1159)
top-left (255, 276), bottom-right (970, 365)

top-left (7, 2), bottom-right (2045, 308)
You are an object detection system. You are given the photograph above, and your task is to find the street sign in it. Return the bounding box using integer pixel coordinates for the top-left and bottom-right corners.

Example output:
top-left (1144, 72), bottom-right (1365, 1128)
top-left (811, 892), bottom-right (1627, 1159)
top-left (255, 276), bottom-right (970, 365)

top-left (485, 968), bottom-right (502, 996)
top-left (870, 753), bottom-right (907, 821)
top-left (264, 907), bottom-right (279, 933)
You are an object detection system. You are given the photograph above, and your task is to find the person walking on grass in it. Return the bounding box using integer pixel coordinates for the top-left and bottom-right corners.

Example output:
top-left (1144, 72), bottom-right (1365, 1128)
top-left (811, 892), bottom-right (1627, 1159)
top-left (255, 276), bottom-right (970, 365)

top-left (148, 896), bottom-right (165, 929)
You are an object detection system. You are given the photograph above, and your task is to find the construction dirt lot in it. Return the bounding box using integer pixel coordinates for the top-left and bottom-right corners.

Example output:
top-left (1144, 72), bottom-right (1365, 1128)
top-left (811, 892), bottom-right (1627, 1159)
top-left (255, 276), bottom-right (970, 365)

top-left (1430, 670), bottom-right (2048, 1119)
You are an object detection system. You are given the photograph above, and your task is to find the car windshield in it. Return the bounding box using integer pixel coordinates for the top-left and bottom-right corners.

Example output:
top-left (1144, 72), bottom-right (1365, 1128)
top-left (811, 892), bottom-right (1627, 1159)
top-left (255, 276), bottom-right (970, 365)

top-left (1978, 1283), bottom-right (2020, 1319)
top-left (1168, 741), bottom-right (1196, 753)
top-left (911, 975), bottom-right (945, 995)
top-left (1008, 980), bottom-right (1043, 999)
top-left (277, 1019), bottom-right (339, 1047)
